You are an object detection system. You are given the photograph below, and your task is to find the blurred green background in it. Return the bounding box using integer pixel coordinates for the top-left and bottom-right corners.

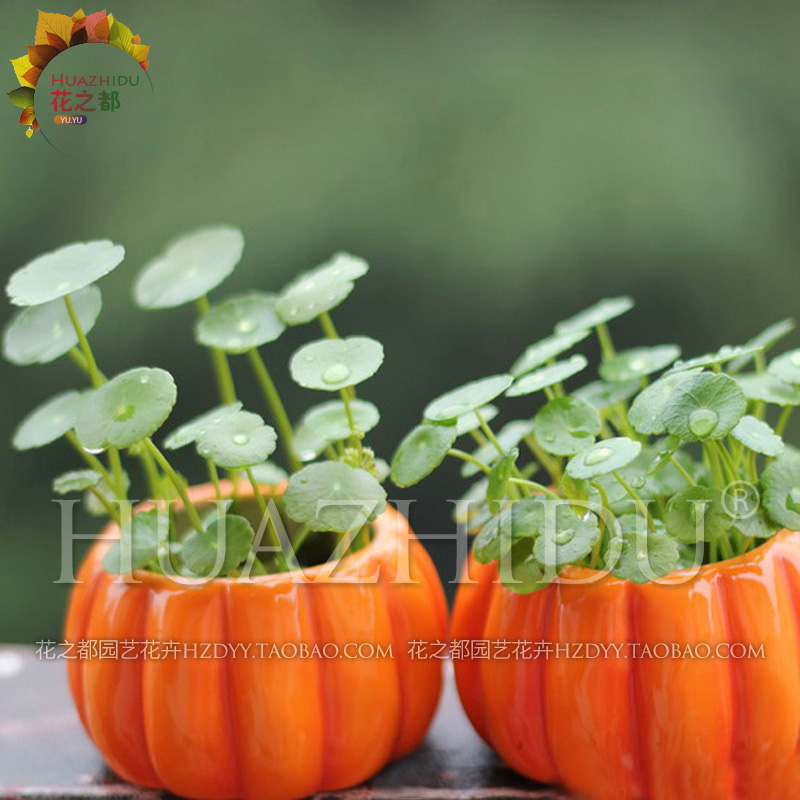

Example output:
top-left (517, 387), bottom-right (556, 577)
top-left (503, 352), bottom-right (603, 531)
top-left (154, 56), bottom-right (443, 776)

top-left (3, 0), bottom-right (800, 641)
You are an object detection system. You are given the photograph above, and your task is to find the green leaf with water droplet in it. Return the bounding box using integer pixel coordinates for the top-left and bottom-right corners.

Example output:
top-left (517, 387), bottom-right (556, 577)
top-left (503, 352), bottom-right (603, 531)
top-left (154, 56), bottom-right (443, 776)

top-left (424, 374), bottom-right (513, 422)
top-left (663, 373), bottom-right (746, 442)
top-left (737, 373), bottom-right (800, 407)
top-left (276, 252), bottom-right (368, 325)
top-left (664, 487), bottom-right (733, 543)
top-left (103, 509), bottom-right (167, 574)
top-left (12, 390), bottom-right (83, 451)
top-left (305, 399), bottom-right (380, 443)
top-left (134, 226), bottom-right (244, 309)
top-left (566, 437), bottom-right (642, 480)
top-left (455, 405), bottom-right (498, 436)
top-left (729, 318), bottom-right (796, 373)
top-left (532, 501), bottom-right (600, 567)
top-left (506, 356), bottom-right (587, 398)
top-left (511, 329), bottom-right (592, 377)
top-left (628, 369), bottom-right (701, 435)
top-left (486, 448), bottom-right (518, 512)
top-left (75, 368), bottom-right (177, 450)
top-left (573, 379), bottom-right (640, 410)
top-left (472, 497), bottom-right (548, 563)
top-left (3, 286), bottom-right (101, 366)
top-left (195, 410), bottom-right (277, 469)
top-left (163, 403), bottom-right (243, 450)
top-left (555, 296), bottom-right (634, 334)
top-left (606, 516), bottom-right (678, 583)
top-left (195, 292), bottom-right (285, 353)
top-left (181, 514), bottom-right (255, 577)
top-left (762, 451), bottom-right (800, 529)
top-left (285, 462), bottom-right (387, 532)
top-left (667, 345), bottom-right (763, 374)
top-left (390, 422), bottom-right (457, 487)
top-left (768, 349), bottom-right (800, 386)
top-left (533, 397), bottom-right (600, 456)
top-left (599, 345), bottom-right (681, 383)
top-left (460, 420), bottom-right (534, 478)
top-left (290, 336), bottom-right (384, 391)
top-left (7, 241), bottom-right (125, 307)
top-left (731, 415), bottom-right (784, 457)
top-left (504, 539), bottom-right (552, 594)
top-left (292, 422), bottom-right (328, 462)
top-left (248, 462), bottom-right (289, 486)
top-left (53, 469), bottom-right (102, 495)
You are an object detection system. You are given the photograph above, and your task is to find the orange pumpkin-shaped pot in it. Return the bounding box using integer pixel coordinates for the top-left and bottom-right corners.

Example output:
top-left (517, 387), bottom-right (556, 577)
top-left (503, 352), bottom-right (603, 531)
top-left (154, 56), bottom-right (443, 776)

top-left (65, 483), bottom-right (448, 800)
top-left (452, 529), bottom-right (800, 800)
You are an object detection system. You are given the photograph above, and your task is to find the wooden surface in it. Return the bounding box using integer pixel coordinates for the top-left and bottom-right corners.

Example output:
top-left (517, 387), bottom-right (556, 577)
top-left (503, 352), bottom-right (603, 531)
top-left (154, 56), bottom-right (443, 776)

top-left (0, 646), bottom-right (571, 800)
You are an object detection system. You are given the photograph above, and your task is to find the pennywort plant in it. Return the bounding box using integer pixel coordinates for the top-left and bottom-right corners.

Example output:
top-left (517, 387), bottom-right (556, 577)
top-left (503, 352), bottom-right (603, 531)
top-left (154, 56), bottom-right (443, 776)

top-left (391, 297), bottom-right (800, 592)
top-left (4, 229), bottom-right (388, 578)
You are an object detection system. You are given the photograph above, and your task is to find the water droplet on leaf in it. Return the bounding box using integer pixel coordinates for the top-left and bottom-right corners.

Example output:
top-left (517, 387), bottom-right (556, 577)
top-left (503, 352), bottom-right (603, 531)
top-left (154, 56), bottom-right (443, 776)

top-left (688, 408), bottom-right (718, 438)
top-left (585, 446), bottom-right (614, 465)
top-left (322, 363), bottom-right (351, 385)
top-left (232, 433), bottom-right (249, 446)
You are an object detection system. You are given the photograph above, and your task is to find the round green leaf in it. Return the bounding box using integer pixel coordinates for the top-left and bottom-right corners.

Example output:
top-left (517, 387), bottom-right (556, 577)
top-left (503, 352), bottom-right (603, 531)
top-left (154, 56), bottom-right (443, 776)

top-left (76, 368), bottom-right (177, 450)
top-left (762, 451), bottom-right (800, 530)
top-left (276, 252), bottom-right (369, 325)
top-left (3, 286), bottom-right (101, 366)
top-left (737, 373), bottom-right (800, 407)
top-left (668, 344), bottom-right (763, 374)
top-left (731, 507), bottom-right (781, 541)
top-left (292, 422), bottom-right (327, 462)
top-left (487, 448), bottom-right (518, 511)
top-left (7, 241), bottom-right (124, 307)
top-left (181, 514), bottom-right (255, 577)
top-left (573, 379), bottom-right (640, 411)
top-left (391, 422), bottom-right (457, 487)
top-left (134, 226), bottom-right (244, 309)
top-left (664, 487), bottom-right (733, 543)
top-left (195, 411), bottom-right (277, 469)
top-left (663, 373), bottom-right (747, 442)
top-left (103, 509), bottom-right (166, 574)
top-left (284, 462), bottom-right (387, 532)
top-left (532, 502), bottom-right (601, 567)
top-left (506, 356), bottom-right (587, 398)
top-left (533, 397), bottom-right (600, 456)
top-left (423, 375), bottom-right (513, 422)
top-left (730, 319), bottom-right (796, 373)
top-left (511, 329), bottom-right (592, 377)
top-left (566, 437), bottom-right (642, 480)
top-left (305, 399), bottom-right (380, 443)
top-left (504, 540), bottom-right (551, 594)
top-left (555, 296), bottom-right (634, 334)
top-left (195, 292), bottom-right (285, 353)
top-left (472, 498), bottom-right (547, 563)
top-left (248, 462), bottom-right (289, 485)
top-left (163, 402), bottom-right (243, 450)
top-left (599, 345), bottom-right (681, 383)
top-left (731, 415), bottom-right (784, 457)
top-left (12, 390), bottom-right (83, 451)
top-left (628, 370), bottom-right (701, 435)
top-left (768, 350), bottom-right (800, 386)
top-left (455, 405), bottom-right (498, 436)
top-left (606, 516), bottom-right (678, 583)
top-left (290, 336), bottom-right (384, 391)
top-left (53, 469), bottom-right (102, 495)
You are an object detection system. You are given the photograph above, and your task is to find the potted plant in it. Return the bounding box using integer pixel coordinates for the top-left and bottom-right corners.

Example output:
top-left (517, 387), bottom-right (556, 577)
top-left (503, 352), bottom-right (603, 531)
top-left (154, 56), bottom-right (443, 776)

top-left (391, 296), bottom-right (800, 800)
top-left (3, 228), bottom-right (447, 800)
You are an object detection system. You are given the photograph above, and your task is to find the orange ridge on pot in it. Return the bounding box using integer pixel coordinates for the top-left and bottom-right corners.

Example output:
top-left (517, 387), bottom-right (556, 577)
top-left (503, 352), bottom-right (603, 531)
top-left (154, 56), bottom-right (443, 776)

top-left (451, 530), bottom-right (800, 800)
top-left (65, 482), bottom-right (448, 800)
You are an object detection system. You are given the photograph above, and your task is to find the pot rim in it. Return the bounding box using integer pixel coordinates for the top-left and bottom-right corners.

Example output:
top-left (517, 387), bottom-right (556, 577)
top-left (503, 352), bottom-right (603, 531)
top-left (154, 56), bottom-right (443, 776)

top-left (557, 527), bottom-right (798, 586)
top-left (96, 480), bottom-right (402, 589)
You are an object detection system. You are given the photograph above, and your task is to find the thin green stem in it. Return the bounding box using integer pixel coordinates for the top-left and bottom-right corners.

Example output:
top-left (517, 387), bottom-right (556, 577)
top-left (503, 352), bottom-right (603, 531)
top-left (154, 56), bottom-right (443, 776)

top-left (143, 439), bottom-right (204, 532)
top-left (247, 348), bottom-right (301, 471)
top-left (65, 431), bottom-right (114, 485)
top-left (475, 409), bottom-right (505, 457)
top-left (613, 471), bottom-right (654, 532)
top-left (319, 311), bottom-right (339, 339)
top-left (195, 296), bottom-right (237, 404)
top-left (338, 386), bottom-right (363, 455)
top-left (246, 467), bottom-right (289, 571)
top-left (776, 405), bottom-right (794, 437)
top-left (207, 460), bottom-right (223, 502)
top-left (448, 448), bottom-right (491, 475)
top-left (596, 323), bottom-right (616, 361)
top-left (137, 448), bottom-right (161, 500)
top-left (508, 477), bottom-right (557, 497)
top-left (64, 294), bottom-right (102, 388)
top-left (67, 347), bottom-right (89, 374)
top-left (86, 485), bottom-right (122, 525)
top-left (670, 454), bottom-right (697, 486)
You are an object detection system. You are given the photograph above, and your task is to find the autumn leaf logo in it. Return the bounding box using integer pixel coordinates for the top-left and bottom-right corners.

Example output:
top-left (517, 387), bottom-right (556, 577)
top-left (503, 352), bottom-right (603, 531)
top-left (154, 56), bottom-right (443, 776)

top-left (7, 9), bottom-right (149, 138)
